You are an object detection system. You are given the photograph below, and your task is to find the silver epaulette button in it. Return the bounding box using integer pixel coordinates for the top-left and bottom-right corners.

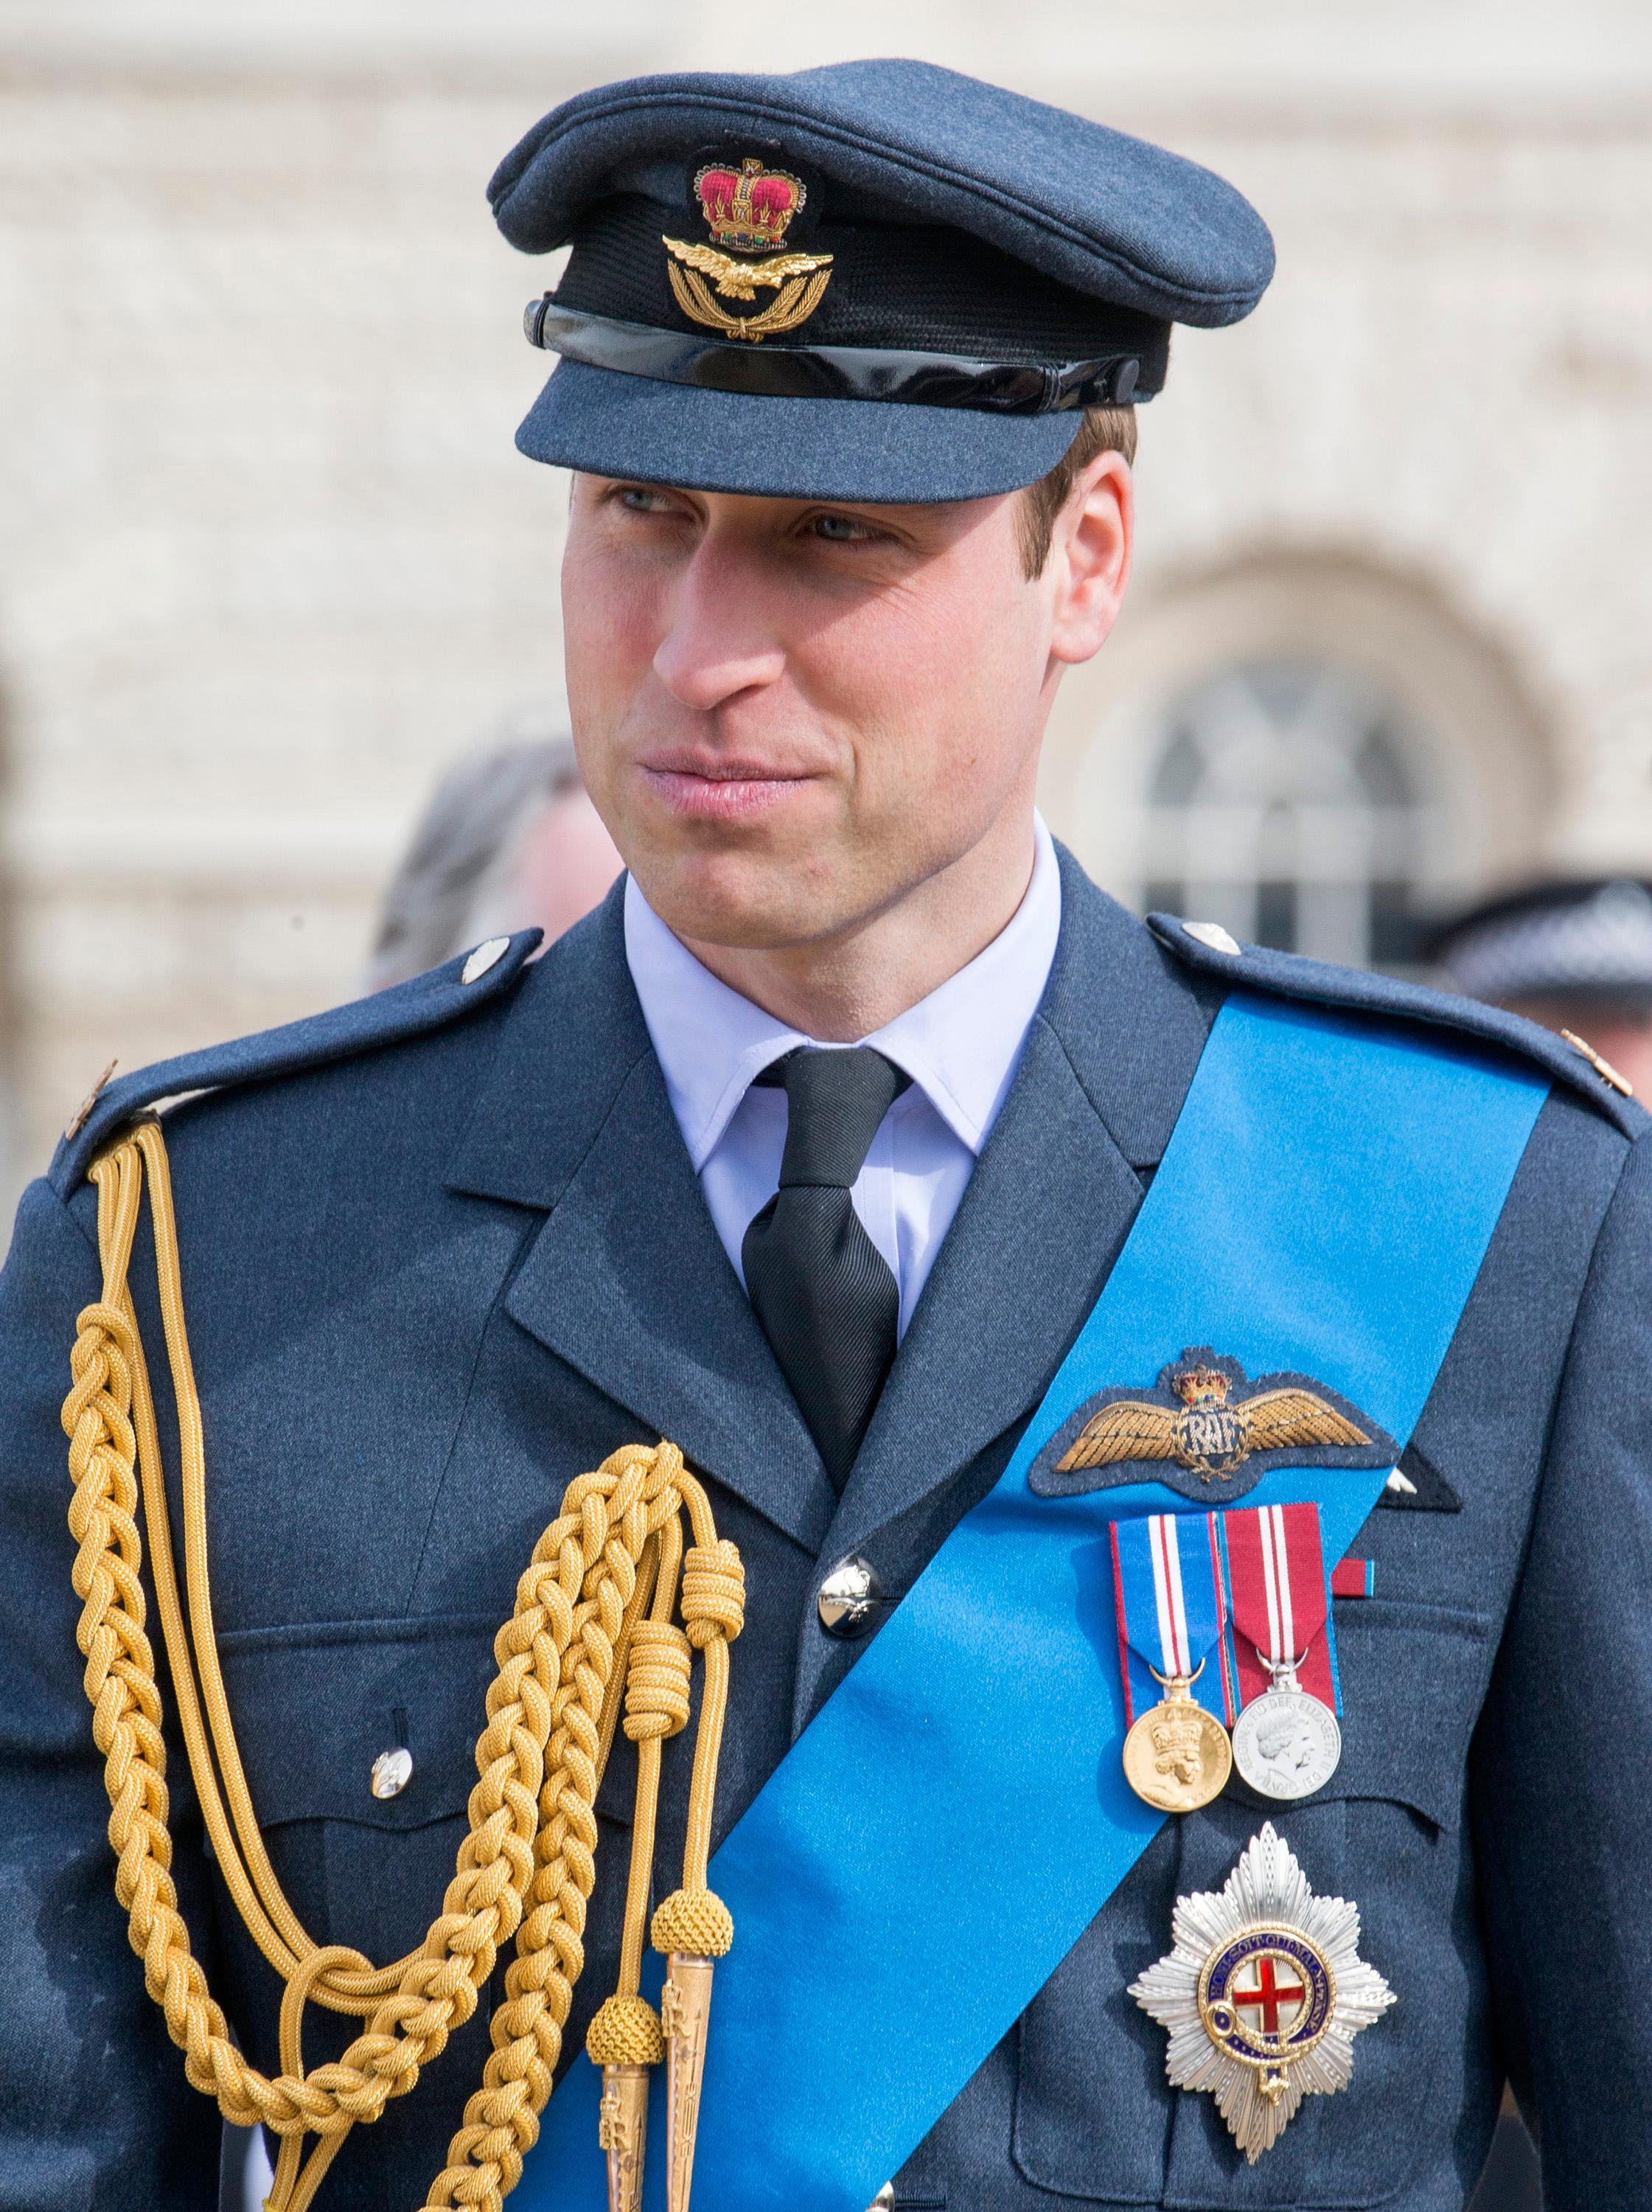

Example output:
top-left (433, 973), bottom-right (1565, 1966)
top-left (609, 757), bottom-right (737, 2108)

top-left (461, 936), bottom-right (511, 985)
top-left (1182, 920), bottom-right (1242, 957)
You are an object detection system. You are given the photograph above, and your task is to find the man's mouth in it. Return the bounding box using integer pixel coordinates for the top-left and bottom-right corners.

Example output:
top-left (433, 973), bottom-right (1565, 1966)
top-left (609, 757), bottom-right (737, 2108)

top-left (638, 751), bottom-right (815, 823)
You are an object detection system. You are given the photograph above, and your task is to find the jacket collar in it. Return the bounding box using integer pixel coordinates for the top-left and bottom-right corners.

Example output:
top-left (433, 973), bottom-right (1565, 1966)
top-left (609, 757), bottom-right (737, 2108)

top-left (445, 878), bottom-right (642, 1214)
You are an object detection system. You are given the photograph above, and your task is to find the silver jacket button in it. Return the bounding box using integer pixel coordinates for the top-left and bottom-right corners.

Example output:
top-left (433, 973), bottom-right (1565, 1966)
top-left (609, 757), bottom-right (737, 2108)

top-left (370, 1747), bottom-right (414, 1800)
top-left (818, 1555), bottom-right (884, 1638)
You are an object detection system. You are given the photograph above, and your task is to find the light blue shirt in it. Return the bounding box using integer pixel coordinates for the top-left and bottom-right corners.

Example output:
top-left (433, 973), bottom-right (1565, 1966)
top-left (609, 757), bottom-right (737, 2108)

top-left (624, 818), bottom-right (1062, 1339)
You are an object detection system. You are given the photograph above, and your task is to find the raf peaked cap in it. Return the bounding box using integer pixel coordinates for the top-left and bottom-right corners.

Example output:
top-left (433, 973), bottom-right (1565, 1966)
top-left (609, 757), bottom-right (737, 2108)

top-left (1431, 877), bottom-right (1652, 1012)
top-left (488, 59), bottom-right (1275, 501)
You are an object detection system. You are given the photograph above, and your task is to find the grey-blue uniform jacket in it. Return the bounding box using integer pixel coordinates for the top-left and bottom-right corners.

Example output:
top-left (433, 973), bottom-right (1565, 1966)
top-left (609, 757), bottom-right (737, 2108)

top-left (2, 852), bottom-right (1650, 2211)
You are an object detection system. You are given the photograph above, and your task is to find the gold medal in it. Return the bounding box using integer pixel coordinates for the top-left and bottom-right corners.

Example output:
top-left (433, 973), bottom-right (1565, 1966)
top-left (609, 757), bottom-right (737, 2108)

top-left (1121, 1657), bottom-right (1233, 1812)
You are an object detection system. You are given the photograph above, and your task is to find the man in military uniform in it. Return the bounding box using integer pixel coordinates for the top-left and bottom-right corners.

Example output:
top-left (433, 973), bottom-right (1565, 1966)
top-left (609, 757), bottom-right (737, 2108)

top-left (1, 58), bottom-right (1648, 2212)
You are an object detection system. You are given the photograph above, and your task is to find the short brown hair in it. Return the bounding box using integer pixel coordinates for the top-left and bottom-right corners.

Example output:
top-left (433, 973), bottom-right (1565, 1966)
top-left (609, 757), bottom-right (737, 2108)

top-left (1015, 405), bottom-right (1137, 580)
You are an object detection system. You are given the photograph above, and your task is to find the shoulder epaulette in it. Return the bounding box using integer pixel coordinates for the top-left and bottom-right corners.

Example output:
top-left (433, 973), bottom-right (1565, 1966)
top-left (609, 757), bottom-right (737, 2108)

top-left (50, 930), bottom-right (543, 1197)
top-left (1149, 913), bottom-right (1647, 1141)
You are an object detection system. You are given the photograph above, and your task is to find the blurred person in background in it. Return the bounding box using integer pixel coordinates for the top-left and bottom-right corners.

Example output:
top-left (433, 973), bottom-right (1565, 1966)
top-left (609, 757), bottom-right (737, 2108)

top-left (367, 724), bottom-right (622, 987)
top-left (1432, 877), bottom-right (1652, 1099)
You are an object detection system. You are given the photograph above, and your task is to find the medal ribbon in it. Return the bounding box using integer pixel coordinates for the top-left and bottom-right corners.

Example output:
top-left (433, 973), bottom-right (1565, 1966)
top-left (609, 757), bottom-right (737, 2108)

top-left (1110, 1511), bottom-right (1236, 1725)
top-left (1331, 1555), bottom-right (1374, 1599)
top-left (1220, 1500), bottom-right (1340, 1711)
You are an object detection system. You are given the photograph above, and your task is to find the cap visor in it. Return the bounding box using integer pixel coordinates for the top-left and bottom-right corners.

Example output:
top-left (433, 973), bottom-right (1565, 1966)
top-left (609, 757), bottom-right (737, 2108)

top-left (516, 361), bottom-right (1080, 502)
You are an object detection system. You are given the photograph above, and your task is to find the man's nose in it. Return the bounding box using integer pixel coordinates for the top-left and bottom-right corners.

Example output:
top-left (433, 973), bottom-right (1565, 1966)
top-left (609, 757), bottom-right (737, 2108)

top-left (652, 540), bottom-right (787, 711)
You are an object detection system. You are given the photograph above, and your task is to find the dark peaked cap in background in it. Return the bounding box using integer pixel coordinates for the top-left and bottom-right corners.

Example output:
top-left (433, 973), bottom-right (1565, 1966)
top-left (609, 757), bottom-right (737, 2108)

top-left (1431, 878), bottom-right (1652, 1013)
top-left (489, 59), bottom-right (1275, 501)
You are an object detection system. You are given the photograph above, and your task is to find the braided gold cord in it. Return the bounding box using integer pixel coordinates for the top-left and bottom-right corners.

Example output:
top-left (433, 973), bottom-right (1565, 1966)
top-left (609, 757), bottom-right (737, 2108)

top-left (62, 1124), bottom-right (742, 2212)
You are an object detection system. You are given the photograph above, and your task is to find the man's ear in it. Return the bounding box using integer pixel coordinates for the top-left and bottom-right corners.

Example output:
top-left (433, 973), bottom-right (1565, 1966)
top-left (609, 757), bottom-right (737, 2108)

top-left (1047, 451), bottom-right (1133, 668)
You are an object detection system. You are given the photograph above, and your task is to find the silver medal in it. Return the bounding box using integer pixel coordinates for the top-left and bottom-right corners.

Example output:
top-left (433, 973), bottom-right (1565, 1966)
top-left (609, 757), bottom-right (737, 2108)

top-left (1231, 1656), bottom-right (1342, 1800)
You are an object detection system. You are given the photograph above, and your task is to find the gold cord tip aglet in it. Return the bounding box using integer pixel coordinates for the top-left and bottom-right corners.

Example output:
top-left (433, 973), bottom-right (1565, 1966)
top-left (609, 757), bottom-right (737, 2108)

top-left (598, 2063), bottom-right (651, 2212)
top-left (661, 1955), bottom-right (717, 2212)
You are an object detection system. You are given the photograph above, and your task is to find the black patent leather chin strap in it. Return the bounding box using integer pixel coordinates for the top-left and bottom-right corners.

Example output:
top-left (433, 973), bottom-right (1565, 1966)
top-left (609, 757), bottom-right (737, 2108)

top-left (524, 297), bottom-right (1157, 413)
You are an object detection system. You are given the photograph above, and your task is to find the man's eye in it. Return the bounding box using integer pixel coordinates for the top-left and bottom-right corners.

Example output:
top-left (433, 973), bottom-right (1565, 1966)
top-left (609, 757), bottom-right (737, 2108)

top-left (615, 486), bottom-right (678, 515)
top-left (809, 512), bottom-right (876, 543)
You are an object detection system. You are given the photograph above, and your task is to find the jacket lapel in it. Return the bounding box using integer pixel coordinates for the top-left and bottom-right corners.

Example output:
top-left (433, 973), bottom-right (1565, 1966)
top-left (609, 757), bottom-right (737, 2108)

top-left (446, 888), bottom-right (835, 1553)
top-left (823, 853), bottom-right (1221, 1565)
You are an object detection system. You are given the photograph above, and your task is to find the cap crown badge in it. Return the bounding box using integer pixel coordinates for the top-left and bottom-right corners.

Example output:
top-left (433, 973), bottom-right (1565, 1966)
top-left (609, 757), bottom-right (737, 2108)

top-left (694, 158), bottom-right (805, 252)
top-left (662, 153), bottom-right (834, 344)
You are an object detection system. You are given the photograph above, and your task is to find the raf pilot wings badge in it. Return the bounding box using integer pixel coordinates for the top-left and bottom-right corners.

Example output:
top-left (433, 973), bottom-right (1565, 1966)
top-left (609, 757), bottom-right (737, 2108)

top-left (1030, 1347), bottom-right (1398, 1506)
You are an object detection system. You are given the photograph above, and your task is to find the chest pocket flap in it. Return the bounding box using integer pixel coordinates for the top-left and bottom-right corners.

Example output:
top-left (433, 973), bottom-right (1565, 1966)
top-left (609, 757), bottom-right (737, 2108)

top-left (213, 1615), bottom-right (641, 1836)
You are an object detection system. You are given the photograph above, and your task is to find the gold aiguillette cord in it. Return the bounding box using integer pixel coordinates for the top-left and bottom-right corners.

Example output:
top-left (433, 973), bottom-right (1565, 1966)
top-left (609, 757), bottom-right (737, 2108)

top-left (585, 1503), bottom-right (745, 2212)
top-left (60, 1119), bottom-right (745, 2212)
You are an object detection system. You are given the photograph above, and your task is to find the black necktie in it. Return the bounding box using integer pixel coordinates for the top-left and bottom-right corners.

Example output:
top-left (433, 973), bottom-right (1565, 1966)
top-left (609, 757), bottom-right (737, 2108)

top-left (742, 1047), bottom-right (908, 1492)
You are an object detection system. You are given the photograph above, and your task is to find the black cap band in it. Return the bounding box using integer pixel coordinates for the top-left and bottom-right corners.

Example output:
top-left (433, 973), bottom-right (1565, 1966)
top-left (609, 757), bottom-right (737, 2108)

top-left (525, 298), bottom-right (1155, 414)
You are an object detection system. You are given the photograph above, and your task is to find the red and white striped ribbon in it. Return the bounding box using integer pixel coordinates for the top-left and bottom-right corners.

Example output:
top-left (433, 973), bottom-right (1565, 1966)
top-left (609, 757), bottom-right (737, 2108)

top-left (1148, 1512), bottom-right (1193, 1677)
top-left (1223, 1500), bottom-right (1336, 1709)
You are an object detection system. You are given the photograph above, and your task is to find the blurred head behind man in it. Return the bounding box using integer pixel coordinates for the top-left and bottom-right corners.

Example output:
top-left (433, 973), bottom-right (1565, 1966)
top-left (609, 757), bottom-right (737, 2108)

top-left (369, 720), bottom-right (622, 989)
top-left (1432, 875), bottom-right (1652, 1096)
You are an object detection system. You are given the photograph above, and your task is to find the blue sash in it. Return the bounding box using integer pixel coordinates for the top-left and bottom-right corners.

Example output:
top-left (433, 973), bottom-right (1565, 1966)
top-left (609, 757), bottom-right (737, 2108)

top-left (517, 992), bottom-right (1546, 2211)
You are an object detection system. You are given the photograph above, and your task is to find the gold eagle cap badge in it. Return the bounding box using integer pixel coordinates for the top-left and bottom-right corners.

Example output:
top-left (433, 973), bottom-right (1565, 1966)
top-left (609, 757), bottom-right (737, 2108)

top-left (662, 156), bottom-right (833, 342)
top-left (1029, 1347), bottom-right (1397, 1507)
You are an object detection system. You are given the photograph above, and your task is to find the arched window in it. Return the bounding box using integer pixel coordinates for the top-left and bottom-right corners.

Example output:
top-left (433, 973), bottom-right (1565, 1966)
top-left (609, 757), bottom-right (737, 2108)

top-left (1037, 553), bottom-right (1556, 975)
top-left (1139, 658), bottom-right (1443, 968)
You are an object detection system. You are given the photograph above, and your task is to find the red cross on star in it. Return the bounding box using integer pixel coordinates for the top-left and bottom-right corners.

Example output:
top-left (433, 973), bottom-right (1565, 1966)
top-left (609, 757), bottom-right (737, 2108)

top-left (1230, 1952), bottom-right (1307, 2036)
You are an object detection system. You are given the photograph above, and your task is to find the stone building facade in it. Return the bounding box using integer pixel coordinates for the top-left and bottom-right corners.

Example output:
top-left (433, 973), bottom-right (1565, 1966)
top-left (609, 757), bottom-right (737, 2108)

top-left (1, 0), bottom-right (1649, 1216)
